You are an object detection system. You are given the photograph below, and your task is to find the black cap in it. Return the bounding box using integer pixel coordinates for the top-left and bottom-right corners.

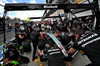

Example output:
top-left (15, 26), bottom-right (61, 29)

top-left (15, 23), bottom-right (19, 25)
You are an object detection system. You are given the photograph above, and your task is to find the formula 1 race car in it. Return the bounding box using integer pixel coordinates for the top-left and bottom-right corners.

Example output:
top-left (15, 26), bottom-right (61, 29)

top-left (38, 29), bottom-right (78, 62)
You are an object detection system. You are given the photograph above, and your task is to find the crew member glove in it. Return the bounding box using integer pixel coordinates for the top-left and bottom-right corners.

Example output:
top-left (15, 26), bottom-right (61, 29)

top-left (11, 60), bottom-right (19, 65)
top-left (19, 46), bottom-right (23, 50)
top-left (70, 43), bottom-right (73, 46)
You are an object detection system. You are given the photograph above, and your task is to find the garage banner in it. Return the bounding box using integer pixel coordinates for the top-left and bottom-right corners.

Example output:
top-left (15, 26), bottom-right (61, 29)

top-left (72, 0), bottom-right (84, 4)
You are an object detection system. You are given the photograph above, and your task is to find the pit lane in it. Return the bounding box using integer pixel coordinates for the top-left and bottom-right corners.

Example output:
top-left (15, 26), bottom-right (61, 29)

top-left (0, 32), bottom-right (91, 66)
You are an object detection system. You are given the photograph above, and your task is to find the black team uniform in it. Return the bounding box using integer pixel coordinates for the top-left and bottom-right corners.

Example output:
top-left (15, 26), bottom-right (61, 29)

top-left (42, 39), bottom-right (66, 66)
top-left (30, 27), bottom-right (42, 61)
top-left (3, 47), bottom-right (29, 66)
top-left (72, 30), bottom-right (100, 66)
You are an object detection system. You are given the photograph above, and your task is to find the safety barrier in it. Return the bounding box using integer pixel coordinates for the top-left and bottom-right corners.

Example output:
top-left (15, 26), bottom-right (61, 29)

top-left (0, 45), bottom-right (3, 61)
top-left (0, 30), bottom-right (13, 60)
top-left (0, 29), bottom-right (13, 35)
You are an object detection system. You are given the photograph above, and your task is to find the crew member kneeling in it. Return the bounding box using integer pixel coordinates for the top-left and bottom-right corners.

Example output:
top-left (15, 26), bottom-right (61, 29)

top-left (38, 39), bottom-right (66, 66)
top-left (68, 29), bottom-right (100, 66)
top-left (3, 46), bottom-right (29, 66)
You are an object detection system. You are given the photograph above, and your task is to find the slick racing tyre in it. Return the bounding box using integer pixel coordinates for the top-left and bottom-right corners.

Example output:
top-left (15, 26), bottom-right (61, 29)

top-left (38, 39), bottom-right (45, 50)
top-left (22, 39), bottom-right (31, 52)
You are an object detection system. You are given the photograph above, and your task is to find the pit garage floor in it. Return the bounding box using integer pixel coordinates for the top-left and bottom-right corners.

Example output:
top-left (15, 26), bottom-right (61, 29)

top-left (20, 43), bottom-right (91, 66)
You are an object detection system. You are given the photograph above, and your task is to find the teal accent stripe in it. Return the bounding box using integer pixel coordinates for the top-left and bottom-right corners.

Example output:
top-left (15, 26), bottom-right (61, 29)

top-left (46, 33), bottom-right (59, 47)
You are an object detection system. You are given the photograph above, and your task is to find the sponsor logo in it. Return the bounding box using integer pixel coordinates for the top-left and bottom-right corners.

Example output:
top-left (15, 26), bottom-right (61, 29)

top-left (82, 37), bottom-right (100, 47)
top-left (44, 5), bottom-right (58, 8)
top-left (48, 48), bottom-right (60, 52)
top-left (78, 33), bottom-right (98, 45)
top-left (49, 51), bottom-right (61, 55)
top-left (80, 34), bottom-right (88, 39)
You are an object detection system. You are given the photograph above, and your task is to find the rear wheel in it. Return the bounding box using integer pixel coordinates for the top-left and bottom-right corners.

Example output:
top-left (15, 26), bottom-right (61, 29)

top-left (22, 39), bottom-right (31, 52)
